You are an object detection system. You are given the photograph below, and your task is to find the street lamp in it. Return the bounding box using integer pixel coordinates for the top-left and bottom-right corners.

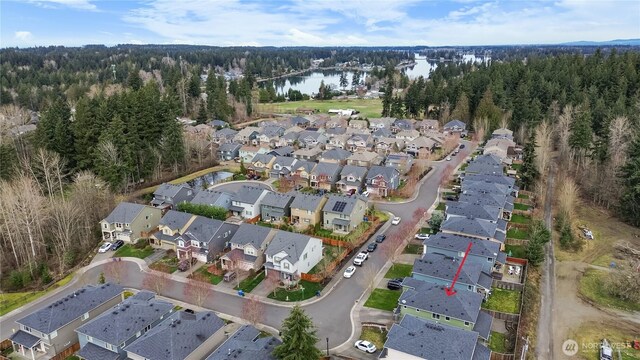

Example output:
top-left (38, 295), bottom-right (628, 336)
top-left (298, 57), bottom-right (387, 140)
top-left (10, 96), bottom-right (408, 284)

top-left (326, 337), bottom-right (329, 356)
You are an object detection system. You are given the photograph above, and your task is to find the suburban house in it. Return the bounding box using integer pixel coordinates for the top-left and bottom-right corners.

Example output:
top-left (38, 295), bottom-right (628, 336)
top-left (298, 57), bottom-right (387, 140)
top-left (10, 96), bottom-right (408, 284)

top-left (221, 223), bottom-right (276, 271)
top-left (325, 118), bottom-right (348, 129)
top-left (318, 148), bottom-right (352, 165)
top-left (391, 119), bottom-right (415, 133)
top-left (290, 192), bottom-right (327, 229)
top-left (149, 210), bottom-right (195, 248)
top-left (322, 194), bottom-right (367, 233)
top-left (348, 119), bottom-right (368, 130)
top-left (464, 173), bottom-right (516, 189)
top-left (310, 162), bottom-right (342, 191)
top-left (151, 183), bottom-right (197, 211)
top-left (208, 120), bottom-right (229, 129)
top-left (445, 202), bottom-right (502, 222)
top-left (405, 136), bottom-right (437, 158)
top-left (365, 165), bottom-right (400, 197)
top-left (423, 233), bottom-right (506, 273)
top-left (371, 127), bottom-right (393, 140)
top-left (491, 127), bottom-right (514, 140)
top-left (124, 311), bottom-right (225, 360)
top-left (211, 128), bottom-right (237, 144)
top-left (100, 202), bottom-right (162, 243)
top-left (336, 165), bottom-right (368, 194)
top-left (255, 126), bottom-right (285, 147)
top-left (410, 253), bottom-right (493, 296)
top-left (264, 231), bottom-right (323, 285)
top-left (395, 129), bottom-right (420, 141)
top-left (440, 216), bottom-right (507, 244)
top-left (416, 119), bottom-right (440, 133)
top-left (9, 283), bottom-right (124, 360)
top-left (233, 126), bottom-right (260, 144)
top-left (458, 192), bottom-right (514, 221)
top-left (398, 279), bottom-right (493, 341)
top-left (229, 186), bottom-right (270, 220)
top-left (269, 157), bottom-right (299, 179)
top-left (292, 146), bottom-right (323, 161)
top-left (346, 133), bottom-right (373, 152)
top-left (175, 217), bottom-right (239, 262)
top-left (279, 131), bottom-right (300, 147)
top-left (368, 117), bottom-right (395, 130)
top-left (424, 131), bottom-right (446, 148)
top-left (325, 133), bottom-right (347, 150)
top-left (204, 325), bottom-right (280, 360)
top-left (347, 150), bottom-right (383, 167)
top-left (75, 291), bottom-right (174, 360)
top-left (217, 142), bottom-right (242, 161)
top-left (288, 160), bottom-right (315, 187)
top-left (289, 116), bottom-right (310, 128)
top-left (484, 138), bottom-right (516, 162)
top-left (297, 131), bottom-right (328, 148)
top-left (247, 153), bottom-right (276, 177)
top-left (239, 145), bottom-right (269, 163)
top-left (462, 179), bottom-right (518, 198)
top-left (443, 119), bottom-right (467, 135)
top-left (268, 146), bottom-right (294, 157)
top-left (189, 189), bottom-right (233, 211)
top-left (465, 154), bottom-right (504, 175)
top-left (383, 315), bottom-right (491, 360)
top-left (385, 153), bottom-right (413, 174)
top-left (260, 192), bottom-right (295, 223)
top-left (375, 137), bottom-right (405, 155)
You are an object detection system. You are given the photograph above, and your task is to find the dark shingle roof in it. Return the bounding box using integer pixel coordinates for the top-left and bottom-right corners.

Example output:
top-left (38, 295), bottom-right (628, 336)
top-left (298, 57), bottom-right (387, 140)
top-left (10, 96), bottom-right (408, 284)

top-left (125, 311), bottom-right (224, 360)
top-left (17, 283), bottom-right (123, 334)
top-left (219, 143), bottom-right (242, 152)
top-left (229, 223), bottom-right (273, 248)
top-left (339, 165), bottom-right (368, 179)
top-left (264, 231), bottom-right (316, 263)
top-left (473, 342), bottom-right (492, 360)
top-left (366, 165), bottom-right (399, 183)
top-left (423, 233), bottom-right (501, 259)
top-left (446, 203), bottom-right (501, 221)
top-left (261, 192), bottom-right (294, 209)
top-left (441, 217), bottom-right (501, 241)
top-left (311, 162), bottom-right (341, 177)
top-left (76, 342), bottom-right (121, 360)
top-left (180, 216), bottom-right (224, 245)
top-left (444, 119), bottom-right (466, 130)
top-left (103, 202), bottom-right (147, 224)
top-left (464, 174), bottom-right (515, 187)
top-left (289, 192), bottom-right (325, 211)
top-left (413, 253), bottom-right (484, 287)
top-left (159, 210), bottom-right (194, 231)
top-left (190, 190), bottom-right (233, 209)
top-left (320, 148), bottom-right (351, 161)
top-left (232, 186), bottom-right (268, 204)
top-left (472, 311), bottom-right (493, 340)
top-left (205, 325), bottom-right (280, 360)
top-left (322, 194), bottom-right (364, 215)
top-left (9, 330), bottom-right (40, 348)
top-left (400, 279), bottom-right (483, 322)
top-left (269, 146), bottom-right (294, 157)
top-left (462, 181), bottom-right (510, 196)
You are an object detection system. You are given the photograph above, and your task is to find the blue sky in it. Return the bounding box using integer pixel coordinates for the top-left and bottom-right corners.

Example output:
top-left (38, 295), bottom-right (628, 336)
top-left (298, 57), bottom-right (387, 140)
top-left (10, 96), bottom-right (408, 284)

top-left (1, 0), bottom-right (639, 47)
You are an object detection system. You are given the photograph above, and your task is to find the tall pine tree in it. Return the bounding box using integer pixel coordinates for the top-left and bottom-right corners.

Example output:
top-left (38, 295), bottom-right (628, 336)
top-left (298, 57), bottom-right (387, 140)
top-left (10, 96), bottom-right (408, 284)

top-left (520, 132), bottom-right (539, 190)
top-left (619, 135), bottom-right (640, 226)
top-left (273, 305), bottom-right (322, 360)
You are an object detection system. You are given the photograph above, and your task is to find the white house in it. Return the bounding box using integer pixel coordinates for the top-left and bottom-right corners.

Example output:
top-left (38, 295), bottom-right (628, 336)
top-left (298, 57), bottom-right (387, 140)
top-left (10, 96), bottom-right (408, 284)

top-left (229, 186), bottom-right (270, 220)
top-left (264, 231), bottom-right (323, 285)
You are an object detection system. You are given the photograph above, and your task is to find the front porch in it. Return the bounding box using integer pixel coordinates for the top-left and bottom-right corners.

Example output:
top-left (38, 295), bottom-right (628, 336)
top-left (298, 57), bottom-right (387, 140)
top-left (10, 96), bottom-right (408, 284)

top-left (264, 264), bottom-right (299, 286)
top-left (9, 331), bottom-right (51, 360)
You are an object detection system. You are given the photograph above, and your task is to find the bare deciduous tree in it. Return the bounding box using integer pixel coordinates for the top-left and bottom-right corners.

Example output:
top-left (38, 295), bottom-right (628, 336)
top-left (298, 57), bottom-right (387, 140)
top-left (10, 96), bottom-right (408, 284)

top-left (360, 265), bottom-right (379, 293)
top-left (104, 260), bottom-right (126, 284)
top-left (555, 105), bottom-right (574, 167)
top-left (534, 121), bottom-right (553, 176)
top-left (473, 117), bottom-right (489, 142)
top-left (184, 277), bottom-right (212, 307)
top-left (143, 272), bottom-right (172, 295)
top-left (557, 172), bottom-right (579, 221)
top-left (242, 295), bottom-right (265, 325)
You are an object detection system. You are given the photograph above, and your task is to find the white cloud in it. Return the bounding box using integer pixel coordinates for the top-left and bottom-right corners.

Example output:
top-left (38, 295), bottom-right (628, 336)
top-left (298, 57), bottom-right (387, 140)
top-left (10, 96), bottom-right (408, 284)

top-left (27, 0), bottom-right (98, 11)
top-left (15, 31), bottom-right (33, 41)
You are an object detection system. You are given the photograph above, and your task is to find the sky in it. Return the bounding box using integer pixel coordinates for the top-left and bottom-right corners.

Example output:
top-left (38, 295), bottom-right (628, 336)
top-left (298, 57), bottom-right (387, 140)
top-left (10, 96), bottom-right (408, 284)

top-left (1, 0), bottom-right (639, 48)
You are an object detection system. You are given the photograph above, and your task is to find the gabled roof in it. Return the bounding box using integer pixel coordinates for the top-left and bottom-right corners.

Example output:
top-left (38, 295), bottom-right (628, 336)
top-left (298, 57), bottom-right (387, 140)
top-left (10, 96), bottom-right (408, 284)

top-left (298, 130), bottom-right (325, 141)
top-left (372, 127), bottom-right (394, 138)
top-left (190, 190), bottom-right (233, 208)
top-left (368, 117), bottom-right (395, 127)
top-left (293, 146), bottom-right (323, 157)
top-left (125, 311), bottom-right (224, 360)
top-left (323, 194), bottom-right (365, 215)
top-left (462, 181), bottom-right (510, 196)
top-left (103, 202), bottom-right (148, 224)
top-left (400, 278), bottom-right (483, 322)
top-left (264, 231), bottom-right (316, 263)
top-left (347, 150), bottom-right (379, 162)
top-left (250, 153), bottom-right (276, 165)
top-left (384, 314), bottom-right (481, 360)
top-left (423, 233), bottom-right (501, 259)
top-left (219, 143), bottom-right (242, 152)
top-left (236, 126), bottom-right (260, 137)
top-left (232, 186), bottom-right (268, 204)
top-left (268, 146), bottom-right (294, 157)
top-left (282, 131), bottom-right (300, 141)
top-left (320, 148), bottom-right (351, 161)
top-left (386, 152), bottom-right (412, 163)
top-left (17, 283), bottom-right (123, 334)
top-left (290, 116), bottom-right (310, 125)
top-left (407, 136), bottom-right (437, 149)
top-left (325, 127), bottom-right (347, 136)
top-left (464, 174), bottom-right (516, 188)
top-left (159, 210), bottom-right (194, 231)
top-left (205, 325), bottom-right (280, 360)
top-left (311, 162), bottom-right (342, 177)
top-left (154, 183), bottom-right (194, 199)
top-left (272, 156), bottom-right (298, 168)
top-left (458, 191), bottom-right (513, 210)
top-left (208, 120), bottom-right (229, 128)
top-left (392, 118), bottom-right (414, 129)
top-left (366, 165), bottom-right (399, 182)
top-left (259, 125), bottom-right (285, 137)
top-left (441, 217), bottom-right (501, 241)
top-left (76, 293), bottom-right (173, 346)
top-left (261, 192), bottom-right (295, 209)
top-left (292, 160), bottom-right (316, 173)
top-left (446, 203), bottom-right (501, 222)
top-left (444, 119), bottom-right (467, 130)
top-left (214, 128), bottom-right (237, 137)
top-left (289, 192), bottom-right (325, 211)
top-left (413, 253), bottom-right (484, 287)
top-left (229, 223), bottom-right (274, 249)
top-left (180, 216), bottom-right (224, 245)
top-left (473, 311), bottom-right (494, 341)
top-left (339, 165), bottom-right (368, 178)
top-left (76, 342), bottom-right (120, 360)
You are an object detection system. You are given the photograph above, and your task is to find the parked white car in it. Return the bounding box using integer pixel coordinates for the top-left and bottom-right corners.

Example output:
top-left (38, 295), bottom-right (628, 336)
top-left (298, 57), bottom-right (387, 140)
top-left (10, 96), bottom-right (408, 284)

top-left (343, 266), bottom-right (356, 278)
top-left (353, 252), bottom-right (368, 266)
top-left (582, 228), bottom-right (594, 240)
top-left (446, 156), bottom-right (452, 161)
top-left (415, 233), bottom-right (430, 240)
top-left (391, 216), bottom-right (401, 225)
top-left (354, 340), bottom-right (377, 354)
top-left (98, 242), bottom-right (113, 253)
top-left (361, 190), bottom-right (370, 197)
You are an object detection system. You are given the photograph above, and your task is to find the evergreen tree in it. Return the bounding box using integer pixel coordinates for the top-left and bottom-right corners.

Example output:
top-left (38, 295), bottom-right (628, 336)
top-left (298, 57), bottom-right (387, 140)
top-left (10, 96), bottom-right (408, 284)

top-left (619, 135), bottom-right (640, 226)
top-left (526, 238), bottom-right (545, 266)
top-left (381, 81), bottom-right (393, 117)
top-left (520, 133), bottom-right (539, 190)
top-left (391, 95), bottom-right (404, 118)
top-left (474, 88), bottom-right (502, 132)
top-left (188, 74), bottom-right (201, 98)
top-left (162, 118), bottom-right (185, 172)
top-left (351, 71), bottom-right (360, 90)
top-left (451, 92), bottom-right (470, 123)
top-left (35, 98), bottom-right (75, 166)
top-left (197, 101), bottom-right (208, 125)
top-left (0, 142), bottom-right (17, 181)
top-left (273, 305), bottom-right (322, 360)
top-left (569, 104), bottom-right (593, 156)
top-left (127, 70), bottom-right (143, 90)
top-left (339, 72), bottom-right (348, 90)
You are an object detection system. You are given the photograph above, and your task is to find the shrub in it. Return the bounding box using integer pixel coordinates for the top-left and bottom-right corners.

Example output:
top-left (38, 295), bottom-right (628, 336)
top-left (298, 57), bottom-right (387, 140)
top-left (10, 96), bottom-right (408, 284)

top-left (177, 202), bottom-right (228, 220)
top-left (604, 269), bottom-right (640, 303)
top-left (63, 250), bottom-right (77, 268)
top-left (40, 266), bottom-right (52, 285)
top-left (9, 270), bottom-right (23, 289)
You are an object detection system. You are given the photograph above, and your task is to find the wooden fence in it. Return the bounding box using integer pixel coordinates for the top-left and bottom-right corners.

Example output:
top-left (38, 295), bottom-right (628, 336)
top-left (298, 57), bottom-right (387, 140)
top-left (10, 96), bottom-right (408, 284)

top-left (493, 280), bottom-right (525, 291)
top-left (491, 352), bottom-right (516, 360)
top-left (505, 238), bottom-right (529, 246)
top-left (0, 339), bottom-right (10, 351)
top-left (51, 343), bottom-right (80, 360)
top-left (484, 309), bottom-right (520, 322)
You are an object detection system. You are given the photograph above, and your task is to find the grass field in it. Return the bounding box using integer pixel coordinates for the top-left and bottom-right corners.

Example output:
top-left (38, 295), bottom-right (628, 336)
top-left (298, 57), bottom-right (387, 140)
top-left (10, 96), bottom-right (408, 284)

top-left (384, 264), bottom-right (413, 279)
top-left (267, 280), bottom-right (324, 302)
top-left (256, 98), bottom-right (383, 118)
top-left (504, 244), bottom-right (527, 259)
top-left (360, 326), bottom-right (388, 349)
top-left (435, 202), bottom-right (446, 211)
top-left (114, 244), bottom-right (154, 259)
top-left (507, 228), bottom-right (529, 240)
top-left (514, 203), bottom-right (531, 211)
top-left (403, 243), bottom-right (423, 255)
top-left (482, 288), bottom-right (522, 314)
top-left (364, 288), bottom-right (401, 311)
top-left (195, 266), bottom-right (223, 285)
top-left (235, 272), bottom-right (265, 293)
top-left (488, 331), bottom-right (509, 353)
top-left (569, 322), bottom-right (640, 360)
top-left (579, 268), bottom-right (640, 312)
top-left (0, 273), bottom-right (74, 316)
top-left (510, 214), bottom-right (532, 224)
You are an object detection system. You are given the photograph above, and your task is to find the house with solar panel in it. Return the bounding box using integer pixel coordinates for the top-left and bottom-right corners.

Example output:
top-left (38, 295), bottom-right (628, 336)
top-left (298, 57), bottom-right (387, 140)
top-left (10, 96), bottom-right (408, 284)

top-left (322, 194), bottom-right (368, 233)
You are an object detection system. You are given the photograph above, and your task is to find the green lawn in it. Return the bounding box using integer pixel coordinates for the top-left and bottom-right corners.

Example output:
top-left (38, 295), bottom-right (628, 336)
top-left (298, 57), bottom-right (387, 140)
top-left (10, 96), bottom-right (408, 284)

top-left (514, 203), bottom-right (531, 211)
top-left (114, 244), bottom-right (155, 259)
top-left (0, 273), bottom-right (74, 316)
top-left (517, 193), bottom-right (529, 199)
top-left (256, 98), bottom-right (383, 119)
top-left (511, 163), bottom-right (522, 171)
top-left (403, 243), bottom-right (423, 255)
top-left (488, 331), bottom-right (509, 353)
top-left (384, 263), bottom-right (413, 279)
top-left (507, 228), bottom-right (530, 240)
top-left (579, 268), bottom-right (640, 312)
top-left (364, 288), bottom-right (401, 311)
top-left (504, 244), bottom-right (527, 259)
top-left (435, 202), bottom-right (446, 211)
top-left (481, 288), bottom-right (522, 314)
top-left (510, 214), bottom-right (532, 224)
top-left (267, 280), bottom-right (324, 302)
top-left (235, 272), bottom-right (265, 293)
top-left (195, 267), bottom-right (223, 285)
top-left (360, 326), bottom-right (388, 349)
top-left (149, 255), bottom-right (178, 274)
top-left (460, 162), bottom-right (469, 171)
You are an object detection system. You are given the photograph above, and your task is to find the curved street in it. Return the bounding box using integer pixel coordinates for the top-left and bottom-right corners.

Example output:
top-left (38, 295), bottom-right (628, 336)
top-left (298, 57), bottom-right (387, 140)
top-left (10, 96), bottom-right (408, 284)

top-left (0, 141), bottom-right (475, 353)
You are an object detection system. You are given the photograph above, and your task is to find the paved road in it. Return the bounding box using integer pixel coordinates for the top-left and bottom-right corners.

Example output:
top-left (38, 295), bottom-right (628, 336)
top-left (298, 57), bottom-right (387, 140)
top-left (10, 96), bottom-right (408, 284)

top-left (0, 141), bottom-right (475, 354)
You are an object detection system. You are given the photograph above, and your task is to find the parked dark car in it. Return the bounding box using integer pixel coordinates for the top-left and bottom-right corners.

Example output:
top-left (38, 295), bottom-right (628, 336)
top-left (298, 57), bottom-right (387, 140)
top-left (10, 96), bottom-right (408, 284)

top-left (367, 243), bottom-right (377, 252)
top-left (110, 240), bottom-right (125, 251)
top-left (459, 144), bottom-right (465, 149)
top-left (375, 234), bottom-right (386, 243)
top-left (387, 278), bottom-right (403, 290)
top-left (444, 195), bottom-right (459, 201)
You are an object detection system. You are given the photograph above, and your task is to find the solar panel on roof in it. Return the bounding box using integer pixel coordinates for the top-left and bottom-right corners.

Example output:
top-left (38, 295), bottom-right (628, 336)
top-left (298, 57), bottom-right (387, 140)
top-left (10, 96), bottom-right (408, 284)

top-left (332, 201), bottom-right (347, 212)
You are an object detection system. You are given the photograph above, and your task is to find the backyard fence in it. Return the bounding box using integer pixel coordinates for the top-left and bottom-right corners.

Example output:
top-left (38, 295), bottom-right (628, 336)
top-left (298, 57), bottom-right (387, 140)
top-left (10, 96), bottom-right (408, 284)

top-left (484, 309), bottom-right (520, 322)
top-left (492, 280), bottom-right (525, 291)
top-left (505, 238), bottom-right (529, 246)
top-left (490, 352), bottom-right (516, 360)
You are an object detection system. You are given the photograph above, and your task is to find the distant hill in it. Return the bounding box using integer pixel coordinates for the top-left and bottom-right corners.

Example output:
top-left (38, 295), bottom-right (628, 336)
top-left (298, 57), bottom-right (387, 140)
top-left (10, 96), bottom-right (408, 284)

top-left (560, 39), bottom-right (640, 46)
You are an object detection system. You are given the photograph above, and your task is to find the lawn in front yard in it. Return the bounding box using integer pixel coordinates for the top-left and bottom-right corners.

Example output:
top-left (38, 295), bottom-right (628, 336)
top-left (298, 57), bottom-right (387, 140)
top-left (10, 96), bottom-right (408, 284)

top-left (114, 244), bottom-right (154, 259)
top-left (517, 193), bottom-right (529, 199)
top-left (364, 288), bottom-right (401, 311)
top-left (267, 280), bottom-right (324, 302)
top-left (149, 254), bottom-right (178, 274)
top-left (514, 203), bottom-right (531, 211)
top-left (488, 331), bottom-right (509, 353)
top-left (403, 243), bottom-right (423, 255)
top-left (435, 202), bottom-right (446, 211)
top-left (504, 244), bottom-right (527, 259)
top-left (194, 266), bottom-right (223, 285)
top-left (235, 272), bottom-right (265, 293)
top-left (360, 326), bottom-right (388, 349)
top-left (510, 214), bottom-right (532, 224)
top-left (579, 268), bottom-right (640, 312)
top-left (384, 263), bottom-right (413, 279)
top-left (481, 288), bottom-right (522, 314)
top-left (0, 273), bottom-right (74, 316)
top-left (507, 228), bottom-right (530, 240)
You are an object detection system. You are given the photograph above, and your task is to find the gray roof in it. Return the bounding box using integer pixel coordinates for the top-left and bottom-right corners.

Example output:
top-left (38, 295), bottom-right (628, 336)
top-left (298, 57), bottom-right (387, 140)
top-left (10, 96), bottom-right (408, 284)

top-left (478, 272), bottom-right (493, 290)
top-left (289, 192), bottom-right (325, 211)
top-left (219, 142), bottom-right (242, 152)
top-left (423, 233), bottom-right (501, 259)
top-left (464, 174), bottom-right (516, 188)
top-left (272, 156), bottom-right (297, 168)
top-left (465, 162), bottom-right (504, 175)
top-left (260, 125), bottom-right (285, 137)
top-left (473, 154), bottom-right (503, 166)
top-left (392, 118), bottom-right (414, 130)
top-left (366, 165), bottom-right (399, 183)
top-left (413, 253), bottom-right (484, 287)
top-left (205, 325), bottom-right (280, 360)
top-left (446, 203), bottom-right (501, 222)
top-left (444, 119), bottom-right (467, 130)
top-left (103, 202), bottom-right (148, 224)
top-left (153, 183), bottom-right (195, 200)
top-left (497, 251), bottom-right (507, 263)
top-left (311, 162), bottom-right (341, 177)
top-left (190, 190), bottom-right (233, 209)
top-left (159, 210), bottom-right (194, 231)
top-left (261, 192), bottom-right (294, 209)
top-left (229, 223), bottom-right (274, 249)
top-left (458, 192), bottom-right (513, 210)
top-left (292, 160), bottom-right (316, 173)
top-left (125, 311), bottom-right (224, 360)
top-left (473, 342), bottom-right (492, 360)
top-left (250, 153), bottom-right (276, 164)
top-left (180, 216), bottom-right (224, 245)
top-left (472, 311), bottom-right (493, 341)
top-left (372, 127), bottom-right (393, 138)
top-left (298, 130), bottom-right (324, 142)
top-left (400, 279), bottom-right (483, 322)
top-left (441, 217), bottom-right (502, 241)
top-left (17, 283), bottom-right (123, 334)
top-left (462, 181), bottom-right (510, 196)
top-left (215, 128), bottom-right (238, 137)
top-left (264, 231), bottom-right (315, 263)
top-left (322, 194), bottom-right (363, 215)
top-left (268, 146), bottom-right (294, 157)
top-left (232, 186), bottom-right (268, 204)
top-left (384, 314), bottom-right (479, 360)
top-left (325, 127), bottom-right (347, 136)
top-left (209, 120), bottom-right (229, 128)
top-left (76, 294), bottom-right (173, 346)
top-left (76, 342), bottom-right (121, 360)
top-left (320, 148), bottom-right (351, 161)
top-left (9, 330), bottom-right (40, 348)
top-left (339, 165), bottom-right (368, 179)
top-left (290, 116), bottom-right (310, 125)
top-left (282, 131), bottom-right (300, 141)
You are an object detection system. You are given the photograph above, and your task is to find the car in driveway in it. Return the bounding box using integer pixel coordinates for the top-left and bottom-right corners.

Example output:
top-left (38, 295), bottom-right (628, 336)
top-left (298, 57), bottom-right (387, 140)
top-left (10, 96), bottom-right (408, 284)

top-left (354, 340), bottom-right (377, 354)
top-left (387, 278), bottom-right (403, 290)
top-left (414, 233), bottom-right (430, 240)
top-left (375, 234), bottom-right (386, 243)
top-left (110, 240), bottom-right (124, 250)
top-left (353, 252), bottom-right (368, 266)
top-left (367, 243), bottom-right (377, 252)
top-left (361, 190), bottom-right (369, 197)
top-left (98, 242), bottom-right (112, 253)
top-left (391, 216), bottom-right (401, 225)
top-left (343, 266), bottom-right (356, 278)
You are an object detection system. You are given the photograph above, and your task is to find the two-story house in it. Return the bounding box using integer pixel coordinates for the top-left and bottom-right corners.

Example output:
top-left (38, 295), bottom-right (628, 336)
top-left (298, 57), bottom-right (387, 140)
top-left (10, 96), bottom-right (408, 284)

top-left (319, 148), bottom-right (352, 165)
top-left (280, 131), bottom-right (300, 147)
top-left (416, 119), bottom-right (440, 134)
top-left (371, 127), bottom-right (393, 140)
top-left (297, 131), bottom-right (328, 149)
top-left (247, 153), bottom-right (276, 177)
top-left (151, 183), bottom-right (197, 211)
top-left (391, 119), bottom-right (414, 134)
top-left (269, 156), bottom-right (299, 179)
top-left (233, 126), bottom-right (260, 145)
top-left (458, 192), bottom-right (514, 221)
top-left (217, 142), bottom-right (242, 161)
top-left (189, 189), bottom-right (233, 211)
top-left (368, 117), bottom-right (395, 130)
top-left (211, 128), bottom-right (237, 145)
top-left (289, 116), bottom-right (310, 128)
top-left (440, 216), bottom-right (507, 245)
top-left (290, 192), bottom-right (327, 229)
top-left (423, 233), bottom-right (505, 274)
top-left (385, 153), bottom-right (413, 174)
top-left (239, 145), bottom-right (269, 163)
top-left (204, 325), bottom-right (281, 360)
top-left (310, 162), bottom-right (342, 191)
top-left (75, 291), bottom-right (174, 360)
top-left (221, 223), bottom-right (276, 271)
top-left (10, 283), bottom-right (123, 360)
top-left (346, 150), bottom-right (382, 168)
top-left (175, 217), bottom-right (239, 262)
top-left (100, 202), bottom-right (162, 243)
top-left (462, 179), bottom-right (518, 198)
top-left (336, 165), bottom-right (368, 194)
top-left (208, 119), bottom-right (229, 129)
top-left (288, 160), bottom-right (315, 188)
top-left (484, 138), bottom-right (516, 162)
top-left (411, 253), bottom-right (493, 297)
top-left (255, 126), bottom-right (285, 147)
top-left (346, 133), bottom-right (373, 152)
top-left (260, 192), bottom-right (295, 223)
top-left (149, 210), bottom-right (195, 248)
top-left (405, 136), bottom-right (437, 158)
top-left (325, 118), bottom-right (347, 129)
top-left (264, 231), bottom-right (323, 285)
top-left (229, 186), bottom-right (270, 220)
top-left (395, 129), bottom-right (420, 141)
top-left (268, 146), bottom-right (294, 157)
top-left (365, 165), bottom-right (400, 197)
top-left (348, 119), bottom-right (368, 130)
top-left (443, 119), bottom-right (467, 136)
top-left (322, 195), bottom-right (368, 233)
top-left (325, 133), bottom-right (348, 150)
top-left (374, 137), bottom-right (405, 155)
top-left (292, 146), bottom-right (323, 162)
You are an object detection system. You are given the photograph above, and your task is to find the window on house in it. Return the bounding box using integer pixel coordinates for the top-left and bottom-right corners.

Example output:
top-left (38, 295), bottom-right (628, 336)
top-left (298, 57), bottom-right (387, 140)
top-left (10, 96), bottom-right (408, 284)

top-left (283, 263), bottom-right (290, 270)
top-left (445, 316), bottom-right (450, 321)
top-left (125, 223), bottom-right (130, 227)
top-left (144, 325), bottom-right (151, 331)
top-left (487, 257), bottom-right (493, 262)
top-left (82, 312), bottom-right (89, 321)
top-left (464, 321), bottom-right (470, 326)
top-left (136, 331), bottom-right (141, 337)
top-left (416, 309), bottom-right (420, 312)
top-left (303, 253), bottom-right (307, 260)
top-left (468, 285), bottom-right (473, 290)
top-left (23, 326), bottom-right (32, 333)
top-left (103, 224), bottom-right (107, 229)
top-left (50, 330), bottom-right (58, 339)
